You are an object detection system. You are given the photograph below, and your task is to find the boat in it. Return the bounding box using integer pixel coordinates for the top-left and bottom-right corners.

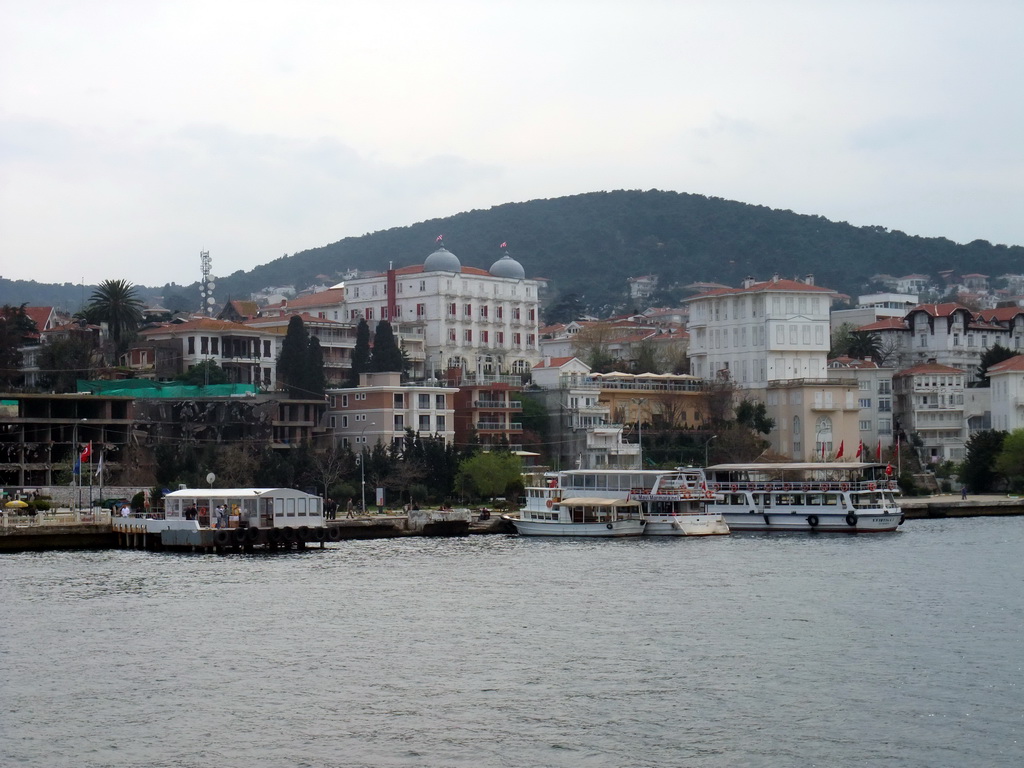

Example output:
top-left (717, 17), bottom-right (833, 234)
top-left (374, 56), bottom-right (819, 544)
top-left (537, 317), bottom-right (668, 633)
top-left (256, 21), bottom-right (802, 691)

top-left (504, 496), bottom-right (646, 537)
top-left (627, 468), bottom-right (730, 536)
top-left (509, 468), bottom-right (728, 537)
top-left (112, 487), bottom-right (338, 548)
top-left (703, 462), bottom-right (904, 533)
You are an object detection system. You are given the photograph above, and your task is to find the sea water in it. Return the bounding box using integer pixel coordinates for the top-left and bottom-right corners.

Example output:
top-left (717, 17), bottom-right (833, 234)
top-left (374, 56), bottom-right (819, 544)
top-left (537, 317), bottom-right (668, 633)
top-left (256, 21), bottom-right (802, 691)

top-left (2, 517), bottom-right (1022, 767)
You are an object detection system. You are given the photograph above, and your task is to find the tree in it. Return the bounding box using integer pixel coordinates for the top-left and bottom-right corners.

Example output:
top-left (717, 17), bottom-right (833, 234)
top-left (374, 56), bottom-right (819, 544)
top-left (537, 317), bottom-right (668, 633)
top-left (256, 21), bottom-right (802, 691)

top-left (176, 359), bottom-right (228, 386)
top-left (348, 318), bottom-right (371, 385)
top-left (305, 336), bottom-right (326, 398)
top-left (455, 452), bottom-right (522, 500)
top-left (276, 315), bottom-right (324, 399)
top-left (830, 323), bottom-right (857, 358)
top-left (544, 292), bottom-right (584, 325)
top-left (846, 331), bottom-right (882, 363)
top-left (0, 304), bottom-right (37, 388)
top-left (309, 441), bottom-right (350, 498)
top-left (630, 340), bottom-right (659, 374)
top-left (975, 343), bottom-right (1016, 387)
top-left (995, 428), bottom-right (1024, 490)
top-left (961, 430), bottom-right (1007, 493)
top-left (735, 398), bottom-right (774, 433)
top-left (369, 320), bottom-right (405, 373)
top-left (82, 279), bottom-right (144, 356)
top-left (38, 334), bottom-right (95, 392)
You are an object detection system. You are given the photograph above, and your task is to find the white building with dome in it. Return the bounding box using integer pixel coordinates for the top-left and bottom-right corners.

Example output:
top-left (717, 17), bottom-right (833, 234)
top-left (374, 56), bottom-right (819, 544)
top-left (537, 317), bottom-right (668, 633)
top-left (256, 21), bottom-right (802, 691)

top-left (337, 245), bottom-right (542, 378)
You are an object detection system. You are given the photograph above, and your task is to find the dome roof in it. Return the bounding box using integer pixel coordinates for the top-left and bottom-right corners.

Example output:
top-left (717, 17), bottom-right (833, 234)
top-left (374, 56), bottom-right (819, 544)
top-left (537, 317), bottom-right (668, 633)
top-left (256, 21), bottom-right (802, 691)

top-left (489, 253), bottom-right (525, 279)
top-left (423, 247), bottom-right (461, 272)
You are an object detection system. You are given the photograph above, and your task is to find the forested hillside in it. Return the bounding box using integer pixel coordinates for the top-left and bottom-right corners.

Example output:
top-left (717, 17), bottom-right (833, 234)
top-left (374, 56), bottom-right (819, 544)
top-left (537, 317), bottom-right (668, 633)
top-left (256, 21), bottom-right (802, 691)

top-left (7, 190), bottom-right (1024, 314)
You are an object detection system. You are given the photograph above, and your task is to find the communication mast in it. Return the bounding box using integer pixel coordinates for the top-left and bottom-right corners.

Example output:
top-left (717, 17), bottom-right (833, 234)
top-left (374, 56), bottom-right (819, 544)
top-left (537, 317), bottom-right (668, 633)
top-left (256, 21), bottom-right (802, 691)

top-left (199, 250), bottom-right (216, 315)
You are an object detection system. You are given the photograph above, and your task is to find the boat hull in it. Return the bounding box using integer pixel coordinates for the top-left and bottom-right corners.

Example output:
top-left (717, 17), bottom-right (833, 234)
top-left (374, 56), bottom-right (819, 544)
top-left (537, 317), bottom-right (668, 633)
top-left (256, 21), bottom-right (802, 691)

top-left (505, 516), bottom-right (646, 537)
top-left (723, 510), bottom-right (903, 533)
top-left (642, 514), bottom-right (730, 536)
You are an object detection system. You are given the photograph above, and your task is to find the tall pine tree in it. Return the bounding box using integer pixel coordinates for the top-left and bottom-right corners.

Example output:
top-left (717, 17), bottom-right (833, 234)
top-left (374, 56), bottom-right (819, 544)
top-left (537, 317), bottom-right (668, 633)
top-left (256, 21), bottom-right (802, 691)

top-left (369, 320), bottom-right (406, 373)
top-left (348, 318), bottom-right (371, 386)
top-left (277, 315), bottom-right (325, 399)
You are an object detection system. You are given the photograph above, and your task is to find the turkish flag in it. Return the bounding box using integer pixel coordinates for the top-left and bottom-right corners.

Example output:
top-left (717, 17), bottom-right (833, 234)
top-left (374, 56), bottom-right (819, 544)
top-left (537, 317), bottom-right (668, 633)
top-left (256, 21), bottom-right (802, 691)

top-left (80, 441), bottom-right (92, 462)
top-left (835, 440), bottom-right (844, 459)
top-left (885, 463), bottom-right (894, 476)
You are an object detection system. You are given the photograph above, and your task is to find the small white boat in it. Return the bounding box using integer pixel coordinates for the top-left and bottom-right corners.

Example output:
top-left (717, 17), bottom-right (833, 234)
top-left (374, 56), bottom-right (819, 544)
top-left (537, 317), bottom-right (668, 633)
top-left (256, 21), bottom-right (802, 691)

top-left (505, 497), bottom-right (646, 537)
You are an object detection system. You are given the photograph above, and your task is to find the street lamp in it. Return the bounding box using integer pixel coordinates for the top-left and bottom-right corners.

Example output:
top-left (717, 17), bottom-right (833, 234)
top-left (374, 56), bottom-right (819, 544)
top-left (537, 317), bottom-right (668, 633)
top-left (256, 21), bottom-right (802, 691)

top-left (359, 422), bottom-right (376, 514)
top-left (704, 434), bottom-right (718, 467)
top-left (71, 418), bottom-right (86, 511)
top-left (631, 397), bottom-right (647, 469)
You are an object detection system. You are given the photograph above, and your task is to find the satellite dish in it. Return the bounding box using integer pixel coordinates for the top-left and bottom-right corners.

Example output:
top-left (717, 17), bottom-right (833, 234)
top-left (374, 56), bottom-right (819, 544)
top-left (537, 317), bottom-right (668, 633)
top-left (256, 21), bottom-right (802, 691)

top-left (206, 472), bottom-right (216, 486)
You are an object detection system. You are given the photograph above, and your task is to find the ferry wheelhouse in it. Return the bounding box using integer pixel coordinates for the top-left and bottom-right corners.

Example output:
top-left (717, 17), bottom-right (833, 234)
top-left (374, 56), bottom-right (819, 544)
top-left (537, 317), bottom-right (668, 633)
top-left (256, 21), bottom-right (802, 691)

top-left (704, 462), bottom-right (903, 533)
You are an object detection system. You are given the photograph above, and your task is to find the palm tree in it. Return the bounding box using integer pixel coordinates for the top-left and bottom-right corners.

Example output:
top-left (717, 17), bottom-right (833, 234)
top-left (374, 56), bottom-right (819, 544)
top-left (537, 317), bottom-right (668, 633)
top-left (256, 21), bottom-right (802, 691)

top-left (83, 279), bottom-right (144, 353)
top-left (846, 331), bottom-right (882, 363)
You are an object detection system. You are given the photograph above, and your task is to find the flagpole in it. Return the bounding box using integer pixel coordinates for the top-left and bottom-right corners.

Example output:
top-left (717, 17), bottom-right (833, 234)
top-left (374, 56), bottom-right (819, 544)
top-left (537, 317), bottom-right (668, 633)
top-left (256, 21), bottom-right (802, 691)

top-left (88, 442), bottom-right (93, 510)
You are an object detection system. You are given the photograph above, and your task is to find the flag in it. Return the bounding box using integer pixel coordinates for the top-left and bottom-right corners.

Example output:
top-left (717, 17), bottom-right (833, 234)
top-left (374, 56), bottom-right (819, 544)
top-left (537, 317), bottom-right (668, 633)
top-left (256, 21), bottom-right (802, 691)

top-left (80, 441), bottom-right (92, 463)
top-left (855, 440), bottom-right (863, 459)
top-left (885, 462), bottom-right (894, 477)
top-left (72, 459), bottom-right (81, 477)
top-left (500, 241), bottom-right (507, 248)
top-left (95, 452), bottom-right (104, 478)
top-left (835, 440), bottom-right (844, 459)
top-left (436, 234), bottom-right (443, 242)
top-left (820, 440), bottom-right (825, 460)
top-left (876, 440), bottom-right (882, 462)
top-left (893, 437), bottom-right (899, 456)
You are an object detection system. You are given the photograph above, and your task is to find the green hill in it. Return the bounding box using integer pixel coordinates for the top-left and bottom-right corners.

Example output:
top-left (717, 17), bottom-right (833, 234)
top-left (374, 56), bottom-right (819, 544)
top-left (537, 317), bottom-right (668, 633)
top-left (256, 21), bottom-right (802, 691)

top-left (6, 190), bottom-right (1023, 314)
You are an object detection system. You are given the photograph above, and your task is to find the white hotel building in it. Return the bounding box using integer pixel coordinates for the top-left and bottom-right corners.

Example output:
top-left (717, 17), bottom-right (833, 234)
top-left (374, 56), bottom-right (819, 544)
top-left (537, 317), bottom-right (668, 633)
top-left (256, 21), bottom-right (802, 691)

top-left (685, 276), bottom-right (835, 386)
top-left (339, 246), bottom-right (542, 378)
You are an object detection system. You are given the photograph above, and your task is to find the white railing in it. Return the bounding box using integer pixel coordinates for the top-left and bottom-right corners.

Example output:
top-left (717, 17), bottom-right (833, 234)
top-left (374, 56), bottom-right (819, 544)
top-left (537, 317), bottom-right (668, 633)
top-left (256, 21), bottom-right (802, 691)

top-left (1, 508), bottom-right (113, 529)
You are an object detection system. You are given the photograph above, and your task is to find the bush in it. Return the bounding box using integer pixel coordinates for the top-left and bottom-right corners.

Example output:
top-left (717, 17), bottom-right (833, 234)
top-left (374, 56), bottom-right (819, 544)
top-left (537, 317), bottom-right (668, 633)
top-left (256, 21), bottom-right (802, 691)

top-left (131, 491), bottom-right (146, 511)
top-left (29, 499), bottom-right (51, 512)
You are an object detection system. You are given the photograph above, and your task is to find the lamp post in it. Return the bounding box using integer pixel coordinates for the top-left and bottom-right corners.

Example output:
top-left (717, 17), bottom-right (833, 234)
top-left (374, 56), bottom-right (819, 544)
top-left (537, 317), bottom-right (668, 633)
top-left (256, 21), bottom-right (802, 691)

top-left (71, 418), bottom-right (86, 511)
top-left (704, 434), bottom-right (718, 467)
top-left (359, 422), bottom-right (375, 514)
top-left (631, 397), bottom-right (647, 469)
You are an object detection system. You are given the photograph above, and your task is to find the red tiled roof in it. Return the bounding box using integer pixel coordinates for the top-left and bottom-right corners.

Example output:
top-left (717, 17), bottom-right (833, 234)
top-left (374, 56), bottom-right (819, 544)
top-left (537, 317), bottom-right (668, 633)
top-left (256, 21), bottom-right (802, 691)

top-left (532, 356), bottom-right (579, 369)
top-left (24, 306), bottom-right (54, 331)
top-left (988, 355), bottom-right (1024, 374)
top-left (895, 363), bottom-right (965, 377)
top-left (858, 317), bottom-right (907, 331)
top-left (977, 307), bottom-right (1024, 323)
top-left (906, 302), bottom-right (972, 317)
top-left (685, 278), bottom-right (834, 300)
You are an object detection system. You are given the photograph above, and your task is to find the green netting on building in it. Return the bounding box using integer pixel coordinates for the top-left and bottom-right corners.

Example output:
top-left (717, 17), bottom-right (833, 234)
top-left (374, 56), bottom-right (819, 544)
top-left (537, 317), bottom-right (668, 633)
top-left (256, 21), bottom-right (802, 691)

top-left (77, 380), bottom-right (258, 398)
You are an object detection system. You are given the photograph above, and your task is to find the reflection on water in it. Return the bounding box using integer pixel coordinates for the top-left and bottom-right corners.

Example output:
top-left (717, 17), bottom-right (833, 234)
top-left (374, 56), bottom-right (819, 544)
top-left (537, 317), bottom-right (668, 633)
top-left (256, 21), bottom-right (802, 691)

top-left (2, 519), bottom-right (1023, 767)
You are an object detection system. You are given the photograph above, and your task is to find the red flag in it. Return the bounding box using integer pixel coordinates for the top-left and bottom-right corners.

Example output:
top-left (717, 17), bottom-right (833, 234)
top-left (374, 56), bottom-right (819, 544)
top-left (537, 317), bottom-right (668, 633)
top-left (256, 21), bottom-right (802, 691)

top-left (821, 440), bottom-right (825, 460)
top-left (835, 440), bottom-right (844, 459)
top-left (500, 241), bottom-right (507, 248)
top-left (876, 440), bottom-right (882, 462)
top-left (80, 441), bottom-right (92, 462)
top-left (436, 234), bottom-right (443, 242)
top-left (855, 440), bottom-right (863, 459)
top-left (885, 463), bottom-right (894, 477)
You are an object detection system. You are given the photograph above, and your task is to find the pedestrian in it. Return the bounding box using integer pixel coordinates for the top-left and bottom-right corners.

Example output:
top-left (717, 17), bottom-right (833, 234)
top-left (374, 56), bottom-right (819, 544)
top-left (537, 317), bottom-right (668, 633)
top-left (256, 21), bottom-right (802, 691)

top-left (961, 485), bottom-right (968, 500)
top-left (346, 498), bottom-right (354, 518)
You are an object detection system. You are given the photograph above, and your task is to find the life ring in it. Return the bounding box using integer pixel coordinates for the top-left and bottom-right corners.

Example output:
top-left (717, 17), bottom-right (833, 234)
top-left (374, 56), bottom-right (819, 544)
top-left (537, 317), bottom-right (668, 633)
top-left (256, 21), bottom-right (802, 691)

top-left (807, 515), bottom-right (819, 527)
top-left (730, 483), bottom-right (739, 493)
top-left (606, 523), bottom-right (614, 530)
top-left (782, 483), bottom-right (792, 492)
top-left (683, 490), bottom-right (692, 499)
top-left (840, 483), bottom-right (851, 492)
top-left (888, 481), bottom-right (897, 490)
top-left (710, 482), bottom-right (720, 492)
top-left (327, 526), bottom-right (343, 542)
top-left (546, 499), bottom-right (553, 509)
top-left (846, 513), bottom-right (857, 526)
top-left (867, 482), bottom-right (876, 491)
top-left (214, 530), bottom-right (231, 546)
top-left (245, 526), bottom-right (260, 543)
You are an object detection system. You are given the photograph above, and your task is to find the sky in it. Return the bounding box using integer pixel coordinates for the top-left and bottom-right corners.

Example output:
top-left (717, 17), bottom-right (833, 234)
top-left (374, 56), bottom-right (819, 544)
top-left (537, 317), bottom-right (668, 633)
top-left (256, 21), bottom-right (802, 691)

top-left (2, 0), bottom-right (1023, 288)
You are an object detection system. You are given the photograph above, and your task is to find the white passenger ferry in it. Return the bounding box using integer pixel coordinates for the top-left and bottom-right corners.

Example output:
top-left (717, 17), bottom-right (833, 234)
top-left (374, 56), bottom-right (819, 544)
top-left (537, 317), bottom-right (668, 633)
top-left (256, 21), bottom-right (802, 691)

top-left (703, 462), bottom-right (904, 533)
top-left (508, 468), bottom-right (728, 537)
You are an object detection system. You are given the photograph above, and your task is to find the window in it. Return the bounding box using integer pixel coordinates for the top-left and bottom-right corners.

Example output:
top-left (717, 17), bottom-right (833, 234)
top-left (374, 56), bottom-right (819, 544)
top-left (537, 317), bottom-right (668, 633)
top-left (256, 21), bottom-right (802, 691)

top-left (448, 303), bottom-right (456, 316)
top-left (419, 280), bottom-right (426, 291)
top-left (464, 304), bottom-right (472, 317)
top-left (419, 415), bottom-right (430, 431)
top-left (859, 420), bottom-right (872, 431)
top-left (449, 329), bottom-right (457, 343)
top-left (482, 330), bottom-right (489, 344)
top-left (394, 415), bottom-right (404, 430)
top-left (497, 331), bottom-right (504, 344)
top-left (464, 330), bottom-right (472, 342)
top-left (211, 338), bottom-right (219, 355)
top-left (529, 309), bottom-right (536, 322)
top-left (341, 394), bottom-right (349, 407)
top-left (418, 393), bottom-right (430, 408)
top-left (342, 415), bottom-right (348, 428)
top-left (512, 307), bottom-right (521, 321)
top-left (436, 415), bottom-right (446, 431)
top-left (394, 393), bottom-right (404, 407)
top-left (264, 340), bottom-right (271, 357)
top-left (366, 308), bottom-right (373, 320)
top-left (329, 416), bottom-right (336, 428)
top-left (480, 305), bottom-right (488, 319)
top-left (416, 303), bottom-right (425, 317)
top-left (513, 333), bottom-right (521, 345)
top-left (859, 398), bottom-right (871, 408)
top-left (201, 337), bottom-right (209, 354)
top-left (188, 336), bottom-right (195, 354)
top-left (527, 334), bottom-right (535, 346)
top-left (436, 394), bottom-right (445, 409)
top-left (497, 306), bottom-right (504, 320)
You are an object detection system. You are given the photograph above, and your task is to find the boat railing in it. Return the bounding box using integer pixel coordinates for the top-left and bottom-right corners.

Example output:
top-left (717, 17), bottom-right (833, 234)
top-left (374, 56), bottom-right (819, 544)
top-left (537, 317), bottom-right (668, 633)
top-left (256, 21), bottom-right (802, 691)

top-left (708, 479), bottom-right (899, 493)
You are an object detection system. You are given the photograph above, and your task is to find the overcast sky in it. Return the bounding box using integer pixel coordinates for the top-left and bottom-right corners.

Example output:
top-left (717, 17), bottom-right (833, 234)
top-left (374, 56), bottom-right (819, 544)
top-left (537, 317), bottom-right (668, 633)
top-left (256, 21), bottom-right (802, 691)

top-left (2, 0), bottom-right (1022, 287)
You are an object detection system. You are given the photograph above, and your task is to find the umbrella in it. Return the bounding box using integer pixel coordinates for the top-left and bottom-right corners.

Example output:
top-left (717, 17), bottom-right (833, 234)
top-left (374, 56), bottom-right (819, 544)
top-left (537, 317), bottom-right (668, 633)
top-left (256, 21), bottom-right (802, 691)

top-left (5, 500), bottom-right (29, 508)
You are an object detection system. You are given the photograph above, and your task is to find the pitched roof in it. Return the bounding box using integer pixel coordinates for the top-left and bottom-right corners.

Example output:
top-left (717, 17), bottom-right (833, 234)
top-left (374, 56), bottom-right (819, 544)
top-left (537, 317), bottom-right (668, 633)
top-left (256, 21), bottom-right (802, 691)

top-left (895, 363), bottom-right (965, 377)
top-left (685, 278), bottom-right (834, 301)
top-left (24, 306), bottom-right (55, 331)
top-left (828, 355), bottom-right (880, 369)
top-left (857, 317), bottom-right (907, 332)
top-left (987, 355), bottom-right (1024, 374)
top-left (532, 356), bottom-right (583, 370)
top-left (906, 302), bottom-right (972, 318)
top-left (281, 288), bottom-right (347, 308)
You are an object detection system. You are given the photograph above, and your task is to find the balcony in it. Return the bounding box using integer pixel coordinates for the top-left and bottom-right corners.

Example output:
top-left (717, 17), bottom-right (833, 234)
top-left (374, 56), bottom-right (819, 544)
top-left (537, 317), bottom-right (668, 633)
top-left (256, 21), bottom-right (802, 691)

top-left (475, 422), bottom-right (523, 432)
top-left (473, 399), bottom-right (522, 409)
